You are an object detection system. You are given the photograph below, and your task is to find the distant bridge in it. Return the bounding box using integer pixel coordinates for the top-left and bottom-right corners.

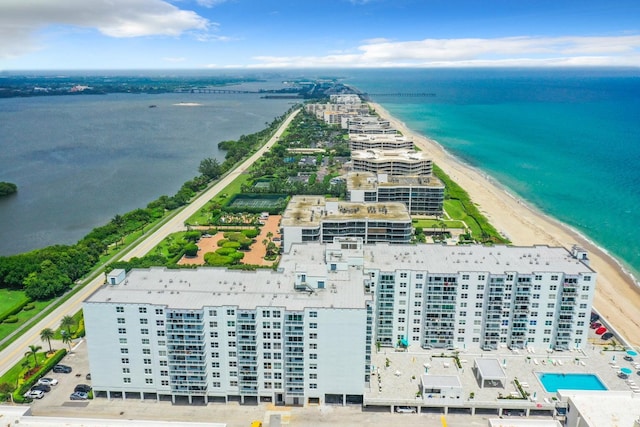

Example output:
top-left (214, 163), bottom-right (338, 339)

top-left (174, 88), bottom-right (258, 94)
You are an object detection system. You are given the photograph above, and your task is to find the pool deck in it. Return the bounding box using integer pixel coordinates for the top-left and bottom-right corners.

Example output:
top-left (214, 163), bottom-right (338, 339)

top-left (366, 336), bottom-right (640, 414)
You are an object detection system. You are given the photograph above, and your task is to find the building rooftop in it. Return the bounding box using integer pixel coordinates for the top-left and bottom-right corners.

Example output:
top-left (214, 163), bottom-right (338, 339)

top-left (280, 195), bottom-right (411, 227)
top-left (85, 264), bottom-right (371, 311)
top-left (349, 134), bottom-right (413, 143)
top-left (347, 172), bottom-right (444, 190)
top-left (351, 149), bottom-right (431, 163)
top-left (362, 243), bottom-right (596, 275)
top-left (558, 391), bottom-right (640, 427)
top-left (420, 374), bottom-right (462, 388)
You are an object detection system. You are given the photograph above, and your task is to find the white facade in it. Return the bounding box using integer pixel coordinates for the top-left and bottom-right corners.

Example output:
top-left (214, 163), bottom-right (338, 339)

top-left (84, 239), bottom-right (597, 407)
top-left (558, 390), bottom-right (640, 427)
top-left (84, 250), bottom-right (373, 406)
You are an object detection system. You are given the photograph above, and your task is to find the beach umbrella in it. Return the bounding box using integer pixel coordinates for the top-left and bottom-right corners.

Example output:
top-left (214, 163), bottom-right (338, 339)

top-left (627, 350), bottom-right (638, 357)
top-left (620, 367), bottom-right (632, 375)
top-left (612, 355), bottom-right (616, 362)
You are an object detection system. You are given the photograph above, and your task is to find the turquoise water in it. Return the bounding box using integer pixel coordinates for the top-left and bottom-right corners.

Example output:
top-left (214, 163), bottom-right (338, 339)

top-left (537, 373), bottom-right (607, 392)
top-left (346, 68), bottom-right (640, 280)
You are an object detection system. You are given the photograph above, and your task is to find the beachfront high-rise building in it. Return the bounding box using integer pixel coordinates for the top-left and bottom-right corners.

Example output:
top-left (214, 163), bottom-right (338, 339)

top-left (342, 116), bottom-right (397, 135)
top-left (364, 243), bottom-right (595, 351)
top-left (346, 172), bottom-right (445, 216)
top-left (350, 149), bottom-right (434, 176)
top-left (279, 195), bottom-right (413, 253)
top-left (83, 238), bottom-right (596, 406)
top-left (348, 134), bottom-right (415, 151)
top-left (84, 243), bottom-right (374, 406)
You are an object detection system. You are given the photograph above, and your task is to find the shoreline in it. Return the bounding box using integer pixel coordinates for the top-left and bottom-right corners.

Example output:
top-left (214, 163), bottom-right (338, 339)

top-left (368, 101), bottom-right (640, 347)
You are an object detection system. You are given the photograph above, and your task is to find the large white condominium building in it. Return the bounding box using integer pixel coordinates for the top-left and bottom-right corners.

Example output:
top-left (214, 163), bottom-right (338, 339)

top-left (351, 149), bottom-right (433, 176)
top-left (349, 134), bottom-right (415, 151)
top-left (347, 172), bottom-right (445, 215)
top-left (83, 238), bottom-right (595, 408)
top-left (329, 94), bottom-right (363, 104)
top-left (84, 245), bottom-right (374, 406)
top-left (342, 116), bottom-right (397, 134)
top-left (279, 195), bottom-right (412, 253)
top-left (364, 243), bottom-right (595, 351)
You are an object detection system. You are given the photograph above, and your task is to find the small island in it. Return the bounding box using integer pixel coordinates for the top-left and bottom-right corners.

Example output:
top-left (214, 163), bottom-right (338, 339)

top-left (0, 182), bottom-right (18, 197)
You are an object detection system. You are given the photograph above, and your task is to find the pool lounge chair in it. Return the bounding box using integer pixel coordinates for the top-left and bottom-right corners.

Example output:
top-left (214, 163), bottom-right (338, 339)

top-left (533, 359), bottom-right (539, 365)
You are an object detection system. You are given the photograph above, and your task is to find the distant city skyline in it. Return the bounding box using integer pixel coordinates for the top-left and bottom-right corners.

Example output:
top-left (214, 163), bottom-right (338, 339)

top-left (1, 0), bottom-right (639, 70)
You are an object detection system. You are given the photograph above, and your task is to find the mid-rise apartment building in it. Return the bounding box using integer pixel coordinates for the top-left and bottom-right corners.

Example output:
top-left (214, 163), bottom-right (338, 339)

top-left (349, 134), bottom-right (415, 151)
top-left (346, 172), bottom-right (445, 215)
top-left (351, 149), bottom-right (433, 176)
top-left (279, 195), bottom-right (413, 253)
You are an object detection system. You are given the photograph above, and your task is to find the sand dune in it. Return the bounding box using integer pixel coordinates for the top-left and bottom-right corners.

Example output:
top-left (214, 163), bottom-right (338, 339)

top-left (369, 102), bottom-right (640, 347)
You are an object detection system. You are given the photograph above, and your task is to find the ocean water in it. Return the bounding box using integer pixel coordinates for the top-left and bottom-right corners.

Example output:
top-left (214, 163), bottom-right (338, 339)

top-left (346, 68), bottom-right (640, 280)
top-left (0, 91), bottom-right (293, 255)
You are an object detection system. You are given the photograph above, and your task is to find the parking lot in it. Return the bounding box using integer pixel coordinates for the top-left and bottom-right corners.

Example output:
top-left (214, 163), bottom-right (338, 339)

top-left (29, 339), bottom-right (92, 411)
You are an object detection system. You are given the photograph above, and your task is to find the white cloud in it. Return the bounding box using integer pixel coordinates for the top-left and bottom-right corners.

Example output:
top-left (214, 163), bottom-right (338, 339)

top-left (195, 0), bottom-right (227, 7)
top-left (250, 35), bottom-right (640, 68)
top-left (0, 0), bottom-right (210, 58)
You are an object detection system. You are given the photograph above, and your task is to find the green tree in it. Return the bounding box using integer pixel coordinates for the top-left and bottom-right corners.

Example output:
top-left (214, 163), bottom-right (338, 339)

top-left (39, 328), bottom-right (55, 353)
top-left (25, 344), bottom-right (42, 368)
top-left (61, 332), bottom-right (73, 351)
top-left (60, 315), bottom-right (75, 337)
top-left (23, 260), bottom-right (72, 300)
top-left (199, 157), bottom-right (222, 180)
top-left (0, 182), bottom-right (17, 196)
top-left (184, 243), bottom-right (199, 257)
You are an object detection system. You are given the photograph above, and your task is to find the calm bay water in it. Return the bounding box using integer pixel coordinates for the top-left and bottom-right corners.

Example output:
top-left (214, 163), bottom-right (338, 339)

top-left (0, 91), bottom-right (293, 255)
top-left (346, 68), bottom-right (640, 279)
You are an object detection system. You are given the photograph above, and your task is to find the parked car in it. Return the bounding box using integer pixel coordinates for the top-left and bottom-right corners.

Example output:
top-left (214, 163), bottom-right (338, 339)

top-left (74, 384), bottom-right (92, 393)
top-left (31, 384), bottom-right (51, 393)
top-left (69, 391), bottom-right (88, 400)
top-left (601, 332), bottom-right (614, 340)
top-left (590, 322), bottom-right (601, 329)
top-left (37, 377), bottom-right (58, 386)
top-left (590, 312), bottom-right (600, 322)
top-left (23, 389), bottom-right (45, 399)
top-left (53, 364), bottom-right (72, 373)
top-left (395, 406), bottom-right (417, 413)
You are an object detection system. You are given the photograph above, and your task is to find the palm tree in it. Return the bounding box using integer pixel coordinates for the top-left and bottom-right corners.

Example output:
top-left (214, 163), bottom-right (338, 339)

top-left (60, 315), bottom-right (75, 338)
top-left (40, 328), bottom-right (55, 353)
top-left (61, 332), bottom-right (73, 351)
top-left (25, 345), bottom-right (42, 368)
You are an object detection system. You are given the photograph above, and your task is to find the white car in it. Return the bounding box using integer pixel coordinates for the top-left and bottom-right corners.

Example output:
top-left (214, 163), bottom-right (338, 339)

top-left (37, 377), bottom-right (59, 386)
top-left (23, 389), bottom-right (45, 399)
top-left (395, 406), bottom-right (416, 413)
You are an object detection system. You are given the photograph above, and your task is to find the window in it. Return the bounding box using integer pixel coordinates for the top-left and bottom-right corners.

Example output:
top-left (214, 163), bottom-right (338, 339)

top-left (209, 309), bottom-right (217, 316)
top-left (229, 351), bottom-right (236, 357)
top-left (309, 333), bottom-right (317, 339)
top-left (211, 342), bottom-right (219, 348)
top-left (160, 360), bottom-right (168, 366)
top-left (462, 275), bottom-right (469, 280)
top-left (139, 307), bottom-right (147, 314)
top-left (144, 368), bottom-right (152, 374)
top-left (143, 348), bottom-right (151, 355)
top-left (309, 323), bottom-right (317, 329)
top-left (119, 338), bottom-right (127, 344)
top-left (228, 331), bottom-right (236, 337)
top-left (123, 378), bottom-right (131, 383)
top-left (309, 353), bottom-right (318, 359)
top-left (139, 318), bottom-right (148, 324)
top-left (227, 309), bottom-right (235, 316)
top-left (121, 358), bottom-right (129, 364)
top-left (122, 367), bottom-right (130, 374)
top-left (116, 306), bottom-right (124, 313)
top-left (157, 330), bottom-right (165, 336)
top-left (145, 378), bottom-right (153, 384)
top-left (584, 276), bottom-right (591, 282)
top-left (310, 384), bottom-right (317, 389)
top-left (118, 328), bottom-right (127, 334)
top-left (263, 332), bottom-right (271, 339)
top-left (309, 343), bottom-right (317, 350)
top-left (227, 321), bottom-right (235, 327)
top-left (117, 318), bottom-right (126, 324)
top-left (120, 348), bottom-right (129, 354)
top-left (141, 328), bottom-right (149, 335)
top-left (158, 341), bottom-right (165, 347)
top-left (155, 308), bottom-right (164, 315)
top-left (142, 338), bottom-right (150, 345)
top-left (156, 320), bottom-right (164, 326)
top-left (209, 321), bottom-right (218, 328)
top-left (309, 311), bottom-right (317, 318)
top-left (143, 359), bottom-right (151, 365)
top-left (158, 350), bottom-right (166, 356)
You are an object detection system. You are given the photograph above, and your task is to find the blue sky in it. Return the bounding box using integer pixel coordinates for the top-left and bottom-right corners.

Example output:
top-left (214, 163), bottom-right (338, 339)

top-left (1, 0), bottom-right (639, 69)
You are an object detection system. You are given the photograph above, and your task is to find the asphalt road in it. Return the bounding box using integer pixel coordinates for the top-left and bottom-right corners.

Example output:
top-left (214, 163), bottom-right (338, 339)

top-left (0, 108), bottom-right (300, 378)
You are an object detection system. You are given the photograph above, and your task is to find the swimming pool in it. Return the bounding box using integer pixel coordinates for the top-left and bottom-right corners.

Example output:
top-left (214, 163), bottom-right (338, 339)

top-left (537, 373), bottom-right (607, 392)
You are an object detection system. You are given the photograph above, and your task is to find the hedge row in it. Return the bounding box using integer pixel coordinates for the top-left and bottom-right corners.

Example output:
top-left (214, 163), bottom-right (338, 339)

top-left (0, 298), bottom-right (31, 323)
top-left (14, 348), bottom-right (67, 403)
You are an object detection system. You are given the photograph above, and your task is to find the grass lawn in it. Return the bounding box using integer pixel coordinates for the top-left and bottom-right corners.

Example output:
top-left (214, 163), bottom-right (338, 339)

top-left (412, 218), bottom-right (465, 229)
top-left (0, 299), bottom-right (51, 342)
top-left (444, 199), bottom-right (483, 237)
top-left (54, 310), bottom-right (84, 340)
top-left (186, 174), bottom-right (252, 226)
top-left (0, 351), bottom-right (48, 390)
top-left (0, 289), bottom-right (29, 315)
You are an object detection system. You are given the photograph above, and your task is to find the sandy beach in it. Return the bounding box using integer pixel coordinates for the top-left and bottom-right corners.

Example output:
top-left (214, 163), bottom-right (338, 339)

top-left (369, 102), bottom-right (640, 347)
